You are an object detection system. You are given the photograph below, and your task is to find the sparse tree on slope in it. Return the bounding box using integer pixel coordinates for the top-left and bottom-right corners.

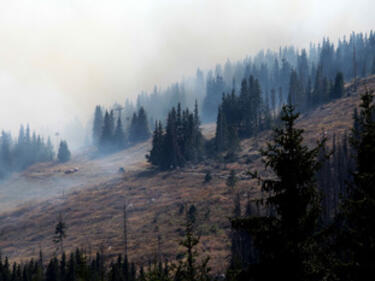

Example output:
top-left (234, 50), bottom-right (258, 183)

top-left (57, 140), bottom-right (71, 163)
top-left (93, 105), bottom-right (104, 146)
top-left (334, 89), bottom-right (375, 281)
top-left (54, 214), bottom-right (67, 255)
top-left (114, 116), bottom-right (126, 150)
top-left (232, 104), bottom-right (325, 281)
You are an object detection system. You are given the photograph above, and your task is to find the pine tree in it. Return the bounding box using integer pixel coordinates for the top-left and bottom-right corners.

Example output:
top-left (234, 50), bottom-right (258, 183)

top-left (57, 140), bottom-right (71, 163)
top-left (334, 89), bottom-right (375, 280)
top-left (232, 105), bottom-right (325, 281)
top-left (331, 72), bottom-right (345, 99)
top-left (54, 213), bottom-right (67, 255)
top-left (176, 214), bottom-right (211, 281)
top-left (0, 131), bottom-right (12, 178)
top-left (46, 257), bottom-right (59, 281)
top-left (128, 107), bottom-right (150, 144)
top-left (215, 106), bottom-right (228, 152)
top-left (93, 105), bottom-right (104, 146)
top-left (114, 116), bottom-right (126, 150)
top-left (287, 70), bottom-right (299, 107)
top-left (147, 121), bottom-right (164, 166)
top-left (204, 171), bottom-right (212, 183)
top-left (137, 107), bottom-right (151, 141)
top-left (313, 65), bottom-right (323, 106)
top-left (162, 107), bottom-right (180, 169)
top-left (100, 110), bottom-right (114, 152)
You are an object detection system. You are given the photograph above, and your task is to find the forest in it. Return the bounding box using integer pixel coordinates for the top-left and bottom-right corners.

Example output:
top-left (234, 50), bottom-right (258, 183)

top-left (1, 89), bottom-right (374, 281)
top-left (0, 29), bottom-right (375, 281)
top-left (115, 31), bottom-right (375, 125)
top-left (0, 125), bottom-right (71, 179)
top-left (92, 31), bottom-right (372, 163)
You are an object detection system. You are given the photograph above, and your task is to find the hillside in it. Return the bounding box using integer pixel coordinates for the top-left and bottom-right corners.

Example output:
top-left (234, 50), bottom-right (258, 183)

top-left (0, 75), bottom-right (374, 272)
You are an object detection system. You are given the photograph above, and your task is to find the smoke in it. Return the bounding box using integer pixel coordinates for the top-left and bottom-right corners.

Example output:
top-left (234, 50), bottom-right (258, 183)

top-left (0, 0), bottom-right (373, 144)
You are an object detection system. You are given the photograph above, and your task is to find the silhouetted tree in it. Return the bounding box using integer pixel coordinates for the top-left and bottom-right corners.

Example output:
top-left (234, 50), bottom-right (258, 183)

top-left (57, 140), bottom-right (71, 163)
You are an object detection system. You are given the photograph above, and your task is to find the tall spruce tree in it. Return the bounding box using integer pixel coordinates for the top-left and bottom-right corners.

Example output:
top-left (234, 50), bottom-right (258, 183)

top-left (334, 89), bottom-right (375, 280)
top-left (57, 140), bottom-right (71, 163)
top-left (100, 110), bottom-right (114, 152)
top-left (93, 105), bottom-right (104, 146)
top-left (128, 107), bottom-right (150, 144)
top-left (114, 116), bottom-right (126, 150)
top-left (147, 121), bottom-right (164, 166)
top-left (137, 107), bottom-right (151, 141)
top-left (232, 105), bottom-right (325, 281)
top-left (331, 72), bottom-right (345, 99)
top-left (54, 213), bottom-right (67, 255)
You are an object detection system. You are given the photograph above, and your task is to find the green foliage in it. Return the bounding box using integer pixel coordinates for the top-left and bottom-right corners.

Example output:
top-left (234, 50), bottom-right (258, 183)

top-left (333, 89), bottom-right (375, 280)
top-left (129, 107), bottom-right (150, 144)
top-left (173, 217), bottom-right (211, 281)
top-left (54, 214), bottom-right (67, 254)
top-left (214, 76), bottom-right (272, 154)
top-left (93, 105), bottom-right (104, 146)
top-left (114, 116), bottom-right (126, 150)
top-left (0, 125), bottom-right (54, 179)
top-left (147, 102), bottom-right (203, 170)
top-left (57, 140), bottom-right (71, 163)
top-left (232, 104), bottom-right (325, 281)
top-left (203, 171), bottom-right (212, 183)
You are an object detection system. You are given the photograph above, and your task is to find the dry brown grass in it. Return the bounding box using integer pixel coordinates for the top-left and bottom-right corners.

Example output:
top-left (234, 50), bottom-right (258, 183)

top-left (0, 75), bottom-right (374, 273)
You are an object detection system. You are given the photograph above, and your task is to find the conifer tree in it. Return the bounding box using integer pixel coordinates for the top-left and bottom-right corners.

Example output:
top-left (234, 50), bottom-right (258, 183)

top-left (54, 214), bottom-right (67, 255)
top-left (334, 89), bottom-right (375, 280)
top-left (57, 140), bottom-right (71, 163)
top-left (176, 213), bottom-right (211, 281)
top-left (100, 110), bottom-right (114, 151)
top-left (128, 107), bottom-right (150, 144)
top-left (162, 107), bottom-right (180, 169)
top-left (215, 106), bottom-right (228, 152)
top-left (147, 121), bottom-right (164, 166)
top-left (331, 72), bottom-right (345, 99)
top-left (137, 107), bottom-right (151, 142)
top-left (114, 116), bottom-right (126, 150)
top-left (93, 105), bottom-right (104, 146)
top-left (232, 105), bottom-right (325, 281)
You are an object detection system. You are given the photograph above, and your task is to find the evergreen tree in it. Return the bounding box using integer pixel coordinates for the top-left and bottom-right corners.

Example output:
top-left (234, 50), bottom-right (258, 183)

top-left (93, 105), bottom-right (104, 146)
top-left (0, 131), bottom-right (12, 178)
top-left (176, 214), bottom-right (211, 281)
top-left (162, 107), bottom-right (180, 169)
top-left (100, 110), bottom-right (115, 152)
top-left (128, 107), bottom-right (150, 144)
top-left (148, 105), bottom-right (202, 170)
top-left (57, 140), bottom-right (71, 163)
top-left (54, 214), bottom-right (67, 255)
top-left (232, 105), bottom-right (325, 281)
top-left (334, 89), bottom-right (375, 280)
top-left (147, 121), bottom-right (164, 166)
top-left (137, 107), bottom-right (151, 142)
top-left (204, 171), bottom-right (212, 183)
top-left (214, 106), bottom-right (228, 152)
top-left (202, 74), bottom-right (226, 122)
top-left (331, 72), bottom-right (345, 99)
top-left (114, 116), bottom-right (126, 150)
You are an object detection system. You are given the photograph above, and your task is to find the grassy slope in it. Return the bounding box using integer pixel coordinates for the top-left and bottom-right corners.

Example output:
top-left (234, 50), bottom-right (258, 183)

top-left (0, 76), bottom-right (374, 272)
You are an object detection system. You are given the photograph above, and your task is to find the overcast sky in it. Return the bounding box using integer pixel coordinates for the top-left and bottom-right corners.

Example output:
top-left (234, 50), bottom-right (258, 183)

top-left (0, 0), bottom-right (373, 138)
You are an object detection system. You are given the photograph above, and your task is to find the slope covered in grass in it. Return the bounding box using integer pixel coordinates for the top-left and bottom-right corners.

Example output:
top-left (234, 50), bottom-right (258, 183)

top-left (0, 75), bottom-right (374, 272)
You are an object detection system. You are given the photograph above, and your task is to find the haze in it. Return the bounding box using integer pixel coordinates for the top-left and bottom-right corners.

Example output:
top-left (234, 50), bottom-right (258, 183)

top-left (0, 0), bottom-right (373, 144)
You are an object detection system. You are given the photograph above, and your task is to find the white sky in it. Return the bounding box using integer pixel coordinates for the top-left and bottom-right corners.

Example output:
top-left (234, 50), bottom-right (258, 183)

top-left (0, 0), bottom-right (373, 137)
